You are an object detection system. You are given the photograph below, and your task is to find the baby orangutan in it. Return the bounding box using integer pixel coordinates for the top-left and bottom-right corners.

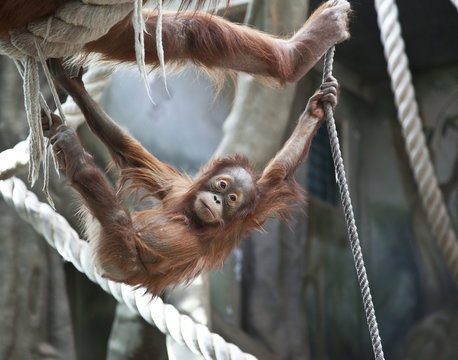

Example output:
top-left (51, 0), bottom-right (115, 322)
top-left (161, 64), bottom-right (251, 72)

top-left (43, 59), bottom-right (339, 294)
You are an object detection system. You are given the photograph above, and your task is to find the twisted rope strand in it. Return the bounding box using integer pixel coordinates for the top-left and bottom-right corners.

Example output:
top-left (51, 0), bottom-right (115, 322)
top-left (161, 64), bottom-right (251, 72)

top-left (0, 141), bottom-right (29, 181)
top-left (374, 0), bottom-right (458, 283)
top-left (323, 47), bottom-right (385, 360)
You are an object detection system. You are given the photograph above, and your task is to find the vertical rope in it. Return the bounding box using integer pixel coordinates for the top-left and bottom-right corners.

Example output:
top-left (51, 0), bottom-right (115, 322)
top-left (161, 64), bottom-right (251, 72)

top-left (156, 0), bottom-right (169, 95)
top-left (35, 39), bottom-right (67, 125)
top-left (21, 58), bottom-right (41, 185)
top-left (322, 47), bottom-right (385, 360)
top-left (374, 0), bottom-right (458, 283)
top-left (132, 0), bottom-right (150, 102)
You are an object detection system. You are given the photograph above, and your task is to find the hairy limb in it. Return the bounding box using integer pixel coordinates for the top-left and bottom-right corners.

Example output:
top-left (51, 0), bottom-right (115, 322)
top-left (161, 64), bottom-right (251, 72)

top-left (261, 77), bottom-right (339, 182)
top-left (46, 59), bottom-right (153, 169)
top-left (84, 0), bottom-right (350, 83)
top-left (47, 58), bottom-right (181, 198)
top-left (286, 0), bottom-right (350, 82)
top-left (1, 0), bottom-right (349, 83)
top-left (42, 114), bottom-right (141, 276)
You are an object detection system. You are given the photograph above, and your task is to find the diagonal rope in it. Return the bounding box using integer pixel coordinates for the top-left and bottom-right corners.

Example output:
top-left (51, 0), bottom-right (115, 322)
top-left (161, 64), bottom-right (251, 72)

top-left (374, 0), bottom-right (458, 283)
top-left (323, 46), bottom-right (385, 360)
top-left (0, 176), bottom-right (257, 360)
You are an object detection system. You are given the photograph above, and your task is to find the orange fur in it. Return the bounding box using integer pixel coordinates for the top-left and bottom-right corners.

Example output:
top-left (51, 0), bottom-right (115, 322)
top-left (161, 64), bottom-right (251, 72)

top-left (43, 56), bottom-right (320, 294)
top-left (0, 0), bottom-right (350, 85)
top-left (39, 0), bottom-right (348, 294)
top-left (84, 1), bottom-right (350, 84)
top-left (112, 153), bottom-right (304, 294)
top-left (44, 93), bottom-right (321, 295)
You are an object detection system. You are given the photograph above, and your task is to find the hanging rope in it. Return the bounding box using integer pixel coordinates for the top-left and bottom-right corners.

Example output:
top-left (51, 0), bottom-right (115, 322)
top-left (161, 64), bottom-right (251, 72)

top-left (374, 0), bottom-right (458, 283)
top-left (323, 47), bottom-right (385, 360)
top-left (0, 65), bottom-right (114, 180)
top-left (0, 176), bottom-right (256, 360)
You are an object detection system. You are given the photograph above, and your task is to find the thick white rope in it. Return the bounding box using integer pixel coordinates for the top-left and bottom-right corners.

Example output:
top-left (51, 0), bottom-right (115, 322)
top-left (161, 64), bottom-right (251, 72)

top-left (0, 141), bottom-right (29, 181)
top-left (374, 0), bottom-right (458, 283)
top-left (0, 176), bottom-right (256, 360)
top-left (0, 0), bottom-right (138, 60)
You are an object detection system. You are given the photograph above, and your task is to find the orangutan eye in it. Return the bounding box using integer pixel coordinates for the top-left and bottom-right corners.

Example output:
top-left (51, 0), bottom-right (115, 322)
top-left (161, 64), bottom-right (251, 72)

top-left (229, 194), bottom-right (237, 202)
top-left (218, 180), bottom-right (227, 190)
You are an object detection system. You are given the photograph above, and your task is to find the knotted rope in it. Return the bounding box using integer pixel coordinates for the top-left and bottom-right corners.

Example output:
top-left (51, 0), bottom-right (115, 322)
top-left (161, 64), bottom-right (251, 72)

top-left (323, 47), bottom-right (385, 360)
top-left (374, 0), bottom-right (458, 283)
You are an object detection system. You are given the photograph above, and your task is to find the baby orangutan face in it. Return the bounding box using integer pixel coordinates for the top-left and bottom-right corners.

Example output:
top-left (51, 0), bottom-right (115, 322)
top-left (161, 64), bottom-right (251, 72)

top-left (193, 167), bottom-right (256, 224)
